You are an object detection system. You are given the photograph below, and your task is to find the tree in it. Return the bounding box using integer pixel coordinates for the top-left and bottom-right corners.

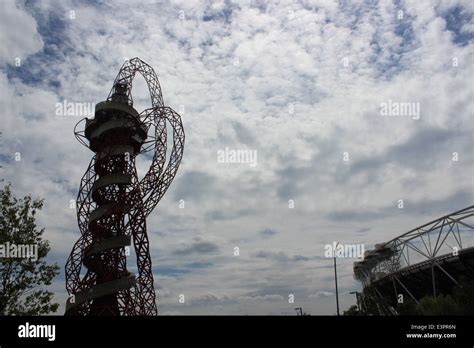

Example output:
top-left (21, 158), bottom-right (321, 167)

top-left (0, 184), bottom-right (59, 315)
top-left (416, 294), bottom-right (460, 315)
top-left (397, 297), bottom-right (417, 315)
top-left (357, 285), bottom-right (393, 315)
top-left (353, 276), bottom-right (474, 316)
top-left (452, 277), bottom-right (474, 315)
top-left (343, 305), bottom-right (359, 316)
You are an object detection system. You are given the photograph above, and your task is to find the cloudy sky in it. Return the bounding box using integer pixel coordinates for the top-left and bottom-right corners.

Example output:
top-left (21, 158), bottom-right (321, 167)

top-left (0, 0), bottom-right (473, 315)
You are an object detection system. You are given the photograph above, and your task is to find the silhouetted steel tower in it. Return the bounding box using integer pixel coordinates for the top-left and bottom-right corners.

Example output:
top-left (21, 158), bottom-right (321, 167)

top-left (65, 58), bottom-right (184, 315)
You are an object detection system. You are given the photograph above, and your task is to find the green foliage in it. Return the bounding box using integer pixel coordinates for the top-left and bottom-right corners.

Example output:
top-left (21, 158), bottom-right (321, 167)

top-left (398, 278), bottom-right (474, 315)
top-left (358, 286), bottom-right (392, 315)
top-left (343, 305), bottom-right (359, 316)
top-left (355, 277), bottom-right (474, 316)
top-left (416, 294), bottom-right (460, 315)
top-left (0, 184), bottom-right (60, 315)
top-left (397, 297), bottom-right (417, 315)
top-left (452, 277), bottom-right (474, 315)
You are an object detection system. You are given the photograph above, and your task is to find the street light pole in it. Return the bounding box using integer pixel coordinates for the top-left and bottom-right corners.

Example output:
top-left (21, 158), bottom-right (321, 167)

top-left (349, 291), bottom-right (360, 313)
top-left (334, 252), bottom-right (340, 316)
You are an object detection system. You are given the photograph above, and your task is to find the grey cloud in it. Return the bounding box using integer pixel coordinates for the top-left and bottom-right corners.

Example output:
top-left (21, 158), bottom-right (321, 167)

top-left (253, 250), bottom-right (289, 262)
top-left (189, 294), bottom-right (231, 305)
top-left (172, 238), bottom-right (219, 255)
top-left (275, 138), bottom-right (341, 201)
top-left (326, 189), bottom-right (474, 223)
top-left (260, 228), bottom-right (278, 237)
top-left (205, 208), bottom-right (254, 221)
top-left (292, 255), bottom-right (311, 261)
top-left (216, 120), bottom-right (257, 147)
top-left (386, 127), bottom-right (468, 170)
top-left (252, 250), bottom-right (313, 262)
top-left (238, 294), bottom-right (284, 302)
top-left (346, 127), bottom-right (471, 180)
top-left (275, 164), bottom-right (312, 200)
top-left (172, 170), bottom-right (215, 200)
top-left (399, 190), bottom-right (473, 216)
top-left (326, 209), bottom-right (382, 223)
top-left (309, 291), bottom-right (333, 299)
top-left (230, 120), bottom-right (257, 146)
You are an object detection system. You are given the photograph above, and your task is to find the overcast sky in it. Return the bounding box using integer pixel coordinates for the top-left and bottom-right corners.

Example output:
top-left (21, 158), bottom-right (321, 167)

top-left (0, 0), bottom-right (473, 315)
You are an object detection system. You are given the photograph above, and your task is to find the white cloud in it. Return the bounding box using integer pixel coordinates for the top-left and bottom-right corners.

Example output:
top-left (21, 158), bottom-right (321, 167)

top-left (309, 291), bottom-right (333, 299)
top-left (0, 1), bottom-right (43, 63)
top-left (0, 0), bottom-right (472, 315)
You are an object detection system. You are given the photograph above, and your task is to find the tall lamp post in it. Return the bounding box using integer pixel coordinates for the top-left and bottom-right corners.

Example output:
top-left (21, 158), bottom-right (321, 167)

top-left (334, 242), bottom-right (340, 316)
top-left (349, 291), bottom-right (361, 313)
top-left (294, 307), bottom-right (303, 316)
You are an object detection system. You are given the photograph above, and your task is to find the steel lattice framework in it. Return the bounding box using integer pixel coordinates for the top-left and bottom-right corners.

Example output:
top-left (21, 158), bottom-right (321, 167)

top-left (354, 205), bottom-right (474, 310)
top-left (65, 58), bottom-right (184, 315)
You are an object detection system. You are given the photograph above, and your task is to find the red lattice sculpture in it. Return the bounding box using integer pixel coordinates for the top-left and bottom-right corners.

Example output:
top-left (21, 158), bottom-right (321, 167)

top-left (65, 58), bottom-right (184, 315)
